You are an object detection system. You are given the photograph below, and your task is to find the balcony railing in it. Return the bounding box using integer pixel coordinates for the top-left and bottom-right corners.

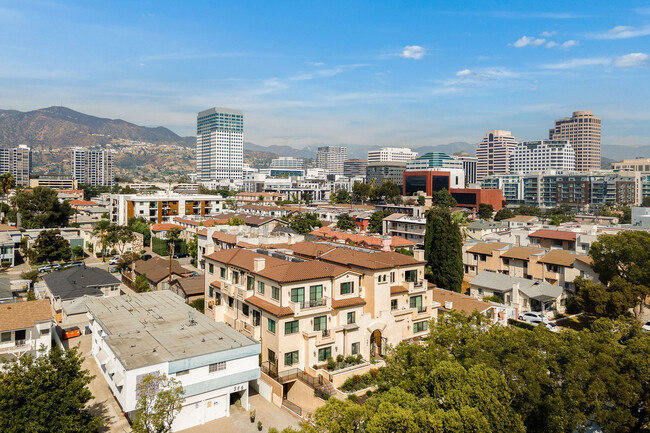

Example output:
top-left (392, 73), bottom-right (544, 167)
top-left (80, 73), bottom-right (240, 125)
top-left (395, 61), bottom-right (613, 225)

top-left (321, 329), bottom-right (330, 337)
top-left (299, 298), bottom-right (327, 309)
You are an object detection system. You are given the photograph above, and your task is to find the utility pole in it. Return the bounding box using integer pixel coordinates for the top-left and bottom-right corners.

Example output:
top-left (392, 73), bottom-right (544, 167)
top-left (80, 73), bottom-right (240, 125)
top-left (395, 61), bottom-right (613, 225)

top-left (168, 241), bottom-right (174, 288)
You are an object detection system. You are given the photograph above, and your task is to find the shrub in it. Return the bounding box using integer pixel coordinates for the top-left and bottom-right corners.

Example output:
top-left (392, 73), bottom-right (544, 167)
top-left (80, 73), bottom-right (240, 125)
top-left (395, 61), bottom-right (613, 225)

top-left (365, 390), bottom-right (373, 398)
top-left (342, 377), bottom-right (355, 391)
top-left (369, 369), bottom-right (379, 379)
top-left (352, 374), bottom-right (362, 384)
top-left (314, 388), bottom-right (330, 400)
top-left (326, 358), bottom-right (336, 371)
top-left (356, 354), bottom-right (363, 363)
top-left (336, 354), bottom-right (344, 363)
top-left (348, 394), bottom-right (359, 403)
top-left (345, 355), bottom-right (357, 365)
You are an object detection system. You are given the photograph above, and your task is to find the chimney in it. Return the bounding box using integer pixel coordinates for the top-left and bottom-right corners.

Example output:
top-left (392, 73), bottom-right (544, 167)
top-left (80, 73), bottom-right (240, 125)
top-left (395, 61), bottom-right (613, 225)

top-left (254, 257), bottom-right (266, 272)
top-left (381, 236), bottom-right (391, 252)
top-left (511, 282), bottom-right (519, 305)
top-left (413, 249), bottom-right (424, 261)
top-left (444, 301), bottom-right (453, 310)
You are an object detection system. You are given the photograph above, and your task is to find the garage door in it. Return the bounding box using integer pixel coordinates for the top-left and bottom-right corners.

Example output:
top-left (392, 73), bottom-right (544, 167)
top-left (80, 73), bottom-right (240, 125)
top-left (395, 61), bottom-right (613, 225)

top-left (172, 401), bottom-right (204, 432)
top-left (205, 395), bottom-right (228, 422)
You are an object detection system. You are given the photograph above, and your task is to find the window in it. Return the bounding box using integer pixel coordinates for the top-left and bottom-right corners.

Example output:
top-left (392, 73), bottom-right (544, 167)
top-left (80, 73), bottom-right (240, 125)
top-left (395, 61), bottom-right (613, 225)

top-left (40, 328), bottom-right (50, 335)
top-left (284, 351), bottom-right (299, 366)
top-left (404, 270), bottom-right (417, 283)
top-left (410, 295), bottom-right (423, 311)
top-left (267, 318), bottom-right (276, 333)
top-left (220, 267), bottom-right (226, 278)
top-left (257, 281), bottom-right (265, 294)
top-left (340, 281), bottom-right (353, 295)
top-left (314, 316), bottom-right (327, 331)
top-left (318, 347), bottom-right (332, 362)
top-left (309, 285), bottom-right (323, 302)
top-left (232, 271), bottom-right (239, 284)
top-left (268, 349), bottom-right (276, 364)
top-left (242, 304), bottom-right (249, 317)
top-left (176, 369), bottom-right (189, 376)
top-left (347, 312), bottom-right (355, 324)
top-left (247, 276), bottom-right (254, 291)
top-left (209, 286), bottom-right (214, 297)
top-left (208, 263), bottom-right (214, 274)
top-left (272, 286), bottom-right (280, 301)
top-left (209, 361), bottom-right (226, 372)
top-left (391, 299), bottom-right (398, 311)
top-left (0, 332), bottom-right (10, 342)
top-left (291, 287), bottom-right (305, 303)
top-left (351, 342), bottom-right (360, 355)
top-left (252, 310), bottom-right (261, 326)
top-left (413, 320), bottom-right (429, 333)
top-left (228, 296), bottom-right (234, 308)
top-left (285, 320), bottom-right (299, 334)
top-left (390, 272), bottom-right (395, 283)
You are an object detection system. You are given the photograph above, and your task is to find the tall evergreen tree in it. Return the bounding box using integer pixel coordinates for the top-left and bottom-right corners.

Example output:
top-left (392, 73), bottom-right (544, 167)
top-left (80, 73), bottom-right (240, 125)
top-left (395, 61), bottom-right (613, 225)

top-left (424, 206), bottom-right (463, 292)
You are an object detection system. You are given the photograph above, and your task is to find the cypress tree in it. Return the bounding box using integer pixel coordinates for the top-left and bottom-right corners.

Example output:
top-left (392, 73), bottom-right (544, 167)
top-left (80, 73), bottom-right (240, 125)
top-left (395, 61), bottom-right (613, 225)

top-left (424, 206), bottom-right (463, 292)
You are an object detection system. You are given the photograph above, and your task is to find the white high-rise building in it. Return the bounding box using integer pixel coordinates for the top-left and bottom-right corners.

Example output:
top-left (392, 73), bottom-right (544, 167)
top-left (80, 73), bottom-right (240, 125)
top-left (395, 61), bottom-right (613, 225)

top-left (72, 148), bottom-right (114, 187)
top-left (367, 147), bottom-right (417, 163)
top-left (317, 146), bottom-right (347, 175)
top-left (270, 157), bottom-right (303, 170)
top-left (0, 145), bottom-right (31, 187)
top-left (476, 130), bottom-right (518, 181)
top-left (509, 140), bottom-right (576, 174)
top-left (196, 107), bottom-right (244, 181)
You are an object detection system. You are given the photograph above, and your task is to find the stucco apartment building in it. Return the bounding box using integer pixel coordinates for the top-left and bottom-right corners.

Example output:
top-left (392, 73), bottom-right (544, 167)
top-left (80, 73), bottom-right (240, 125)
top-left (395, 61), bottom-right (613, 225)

top-left (203, 244), bottom-right (436, 377)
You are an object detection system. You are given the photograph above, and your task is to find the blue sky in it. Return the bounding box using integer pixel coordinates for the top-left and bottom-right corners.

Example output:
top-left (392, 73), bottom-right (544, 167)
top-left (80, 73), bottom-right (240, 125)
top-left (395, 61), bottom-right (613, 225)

top-left (1, 1), bottom-right (650, 150)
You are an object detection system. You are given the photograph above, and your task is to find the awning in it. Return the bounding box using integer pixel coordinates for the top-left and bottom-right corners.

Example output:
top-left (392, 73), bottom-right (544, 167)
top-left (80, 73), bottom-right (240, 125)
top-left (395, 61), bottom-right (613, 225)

top-left (96, 349), bottom-right (109, 365)
top-left (113, 370), bottom-right (125, 387)
top-left (105, 359), bottom-right (116, 375)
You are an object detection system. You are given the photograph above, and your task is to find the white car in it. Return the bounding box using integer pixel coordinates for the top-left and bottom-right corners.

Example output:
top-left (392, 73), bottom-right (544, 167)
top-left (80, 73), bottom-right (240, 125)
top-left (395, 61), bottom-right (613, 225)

top-left (529, 320), bottom-right (559, 332)
top-left (108, 256), bottom-right (120, 265)
top-left (642, 321), bottom-right (650, 333)
top-left (518, 312), bottom-right (549, 324)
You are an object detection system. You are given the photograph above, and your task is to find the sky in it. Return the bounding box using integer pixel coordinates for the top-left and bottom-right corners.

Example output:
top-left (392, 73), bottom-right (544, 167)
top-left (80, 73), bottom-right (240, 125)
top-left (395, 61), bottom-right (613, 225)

top-left (1, 0), bottom-right (650, 150)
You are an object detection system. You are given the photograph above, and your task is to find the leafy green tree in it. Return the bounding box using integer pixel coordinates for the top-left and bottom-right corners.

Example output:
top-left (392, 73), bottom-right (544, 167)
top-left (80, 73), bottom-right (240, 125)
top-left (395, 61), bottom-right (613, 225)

top-left (32, 229), bottom-right (72, 264)
top-left (116, 251), bottom-right (140, 272)
top-left (477, 203), bottom-right (494, 220)
top-left (417, 195), bottom-right (425, 206)
top-left (289, 213), bottom-right (322, 235)
top-left (424, 207), bottom-right (463, 292)
top-left (431, 188), bottom-right (457, 208)
top-left (132, 373), bottom-right (184, 433)
top-left (352, 182), bottom-right (371, 204)
top-left (72, 245), bottom-right (84, 259)
top-left (574, 276), bottom-right (647, 318)
top-left (336, 213), bottom-right (357, 231)
top-left (0, 172), bottom-right (15, 198)
top-left (133, 273), bottom-right (151, 292)
top-left (394, 248), bottom-right (414, 257)
top-left (301, 192), bottom-right (312, 205)
top-left (494, 208), bottom-right (515, 221)
top-left (332, 189), bottom-right (351, 204)
top-left (642, 196), bottom-right (650, 207)
top-left (92, 219), bottom-right (111, 261)
top-left (589, 231), bottom-right (650, 287)
top-left (187, 235), bottom-right (198, 261)
top-left (372, 179), bottom-right (401, 204)
top-left (14, 187), bottom-right (74, 228)
top-left (105, 225), bottom-right (135, 255)
top-left (368, 210), bottom-right (393, 234)
top-left (515, 204), bottom-right (543, 217)
top-left (20, 269), bottom-right (39, 286)
top-left (189, 298), bottom-right (205, 314)
top-left (227, 217), bottom-right (245, 226)
top-left (128, 217), bottom-right (152, 246)
top-left (0, 346), bottom-right (102, 433)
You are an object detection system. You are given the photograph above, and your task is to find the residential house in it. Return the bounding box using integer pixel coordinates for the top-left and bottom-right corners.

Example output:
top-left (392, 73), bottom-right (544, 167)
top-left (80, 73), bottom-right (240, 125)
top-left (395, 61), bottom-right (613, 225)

top-left (463, 242), bottom-right (509, 276)
top-left (124, 257), bottom-right (192, 292)
top-left (529, 229), bottom-right (578, 250)
top-left (151, 223), bottom-right (184, 240)
top-left (171, 275), bottom-right (205, 303)
top-left (503, 215), bottom-right (539, 228)
top-left (432, 286), bottom-right (515, 324)
top-left (382, 213), bottom-right (426, 246)
top-left (0, 300), bottom-right (54, 362)
top-left (86, 291), bottom-right (261, 431)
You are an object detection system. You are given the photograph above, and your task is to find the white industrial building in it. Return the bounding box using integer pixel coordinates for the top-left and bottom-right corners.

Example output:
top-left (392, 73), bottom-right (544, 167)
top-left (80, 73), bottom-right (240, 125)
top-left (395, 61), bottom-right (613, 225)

top-left (86, 291), bottom-right (261, 432)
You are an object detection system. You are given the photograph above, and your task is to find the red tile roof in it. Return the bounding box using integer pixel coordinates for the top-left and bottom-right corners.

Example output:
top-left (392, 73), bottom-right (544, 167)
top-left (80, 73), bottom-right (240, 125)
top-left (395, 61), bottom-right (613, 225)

top-left (390, 285), bottom-right (408, 294)
top-left (69, 199), bottom-right (99, 206)
top-left (529, 229), bottom-right (577, 242)
top-left (151, 223), bottom-right (183, 232)
top-left (246, 296), bottom-right (294, 317)
top-left (309, 227), bottom-right (415, 248)
top-left (331, 297), bottom-right (366, 309)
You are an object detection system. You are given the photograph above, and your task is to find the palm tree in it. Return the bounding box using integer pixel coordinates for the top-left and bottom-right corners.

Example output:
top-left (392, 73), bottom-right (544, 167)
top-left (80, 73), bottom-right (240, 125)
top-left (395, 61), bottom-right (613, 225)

top-left (0, 173), bottom-right (15, 199)
top-left (452, 211), bottom-right (470, 242)
top-left (92, 219), bottom-right (111, 262)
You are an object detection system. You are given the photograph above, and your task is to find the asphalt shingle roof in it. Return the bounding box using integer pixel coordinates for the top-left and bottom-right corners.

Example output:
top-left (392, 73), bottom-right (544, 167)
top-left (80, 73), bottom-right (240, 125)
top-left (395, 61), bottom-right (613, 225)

top-left (44, 266), bottom-right (120, 301)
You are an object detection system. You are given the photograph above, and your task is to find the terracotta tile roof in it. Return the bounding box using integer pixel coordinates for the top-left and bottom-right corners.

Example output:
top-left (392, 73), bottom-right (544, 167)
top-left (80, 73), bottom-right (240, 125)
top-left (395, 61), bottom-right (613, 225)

top-left (432, 287), bottom-right (494, 314)
top-left (69, 199), bottom-right (99, 206)
top-left (318, 246), bottom-right (424, 270)
top-left (390, 285), bottom-right (408, 294)
top-left (212, 231), bottom-right (238, 244)
top-left (0, 300), bottom-right (52, 332)
top-left (246, 295), bottom-right (293, 317)
top-left (197, 228), bottom-right (208, 237)
top-left (537, 250), bottom-right (583, 267)
top-left (241, 205), bottom-right (286, 212)
top-left (467, 242), bottom-right (509, 256)
top-left (236, 192), bottom-right (283, 198)
top-left (309, 227), bottom-right (415, 248)
top-left (209, 280), bottom-right (221, 289)
top-left (257, 260), bottom-right (354, 284)
top-left (500, 246), bottom-right (545, 260)
top-left (331, 296), bottom-right (366, 309)
top-left (284, 242), bottom-right (338, 259)
top-left (204, 248), bottom-right (287, 272)
top-left (151, 223), bottom-right (183, 232)
top-left (529, 229), bottom-right (577, 242)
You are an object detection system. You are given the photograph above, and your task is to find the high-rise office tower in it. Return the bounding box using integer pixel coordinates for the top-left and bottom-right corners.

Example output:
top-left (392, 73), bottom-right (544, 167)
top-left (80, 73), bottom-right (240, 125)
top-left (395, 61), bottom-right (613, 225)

top-left (549, 111), bottom-right (601, 172)
top-left (72, 148), bottom-right (114, 186)
top-left (476, 130), bottom-right (518, 181)
top-left (509, 140), bottom-right (576, 174)
top-left (0, 145), bottom-right (31, 187)
top-left (343, 159), bottom-right (368, 178)
top-left (196, 107), bottom-right (243, 180)
top-left (317, 146), bottom-right (347, 175)
top-left (367, 147), bottom-right (417, 163)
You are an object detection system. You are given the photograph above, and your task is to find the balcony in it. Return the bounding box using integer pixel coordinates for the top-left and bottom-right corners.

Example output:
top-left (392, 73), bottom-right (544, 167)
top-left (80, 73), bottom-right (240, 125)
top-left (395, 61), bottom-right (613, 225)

top-left (291, 297), bottom-right (331, 316)
top-left (236, 286), bottom-right (254, 300)
top-left (0, 340), bottom-right (34, 354)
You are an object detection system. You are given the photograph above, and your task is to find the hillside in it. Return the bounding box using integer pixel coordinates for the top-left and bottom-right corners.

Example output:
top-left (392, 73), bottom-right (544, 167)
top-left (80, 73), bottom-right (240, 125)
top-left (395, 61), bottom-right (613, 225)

top-left (0, 106), bottom-right (195, 148)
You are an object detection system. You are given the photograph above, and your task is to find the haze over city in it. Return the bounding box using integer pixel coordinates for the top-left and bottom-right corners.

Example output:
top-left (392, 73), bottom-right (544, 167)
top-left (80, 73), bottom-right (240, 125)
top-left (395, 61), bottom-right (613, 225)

top-left (1, 1), bottom-right (650, 148)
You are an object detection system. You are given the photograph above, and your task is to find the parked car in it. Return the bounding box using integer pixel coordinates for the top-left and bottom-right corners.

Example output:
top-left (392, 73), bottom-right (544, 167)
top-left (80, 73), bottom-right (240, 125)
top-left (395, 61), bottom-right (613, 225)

top-left (61, 326), bottom-right (81, 340)
top-left (529, 320), bottom-right (559, 332)
top-left (173, 252), bottom-right (190, 259)
top-left (38, 263), bottom-right (61, 273)
top-left (518, 312), bottom-right (549, 324)
top-left (108, 256), bottom-right (120, 265)
top-left (65, 261), bottom-right (84, 268)
top-left (642, 321), bottom-right (650, 333)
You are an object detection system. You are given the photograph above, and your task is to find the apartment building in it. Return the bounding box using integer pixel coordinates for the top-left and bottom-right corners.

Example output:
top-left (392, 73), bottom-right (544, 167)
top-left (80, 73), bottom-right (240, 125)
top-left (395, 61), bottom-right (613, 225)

top-left (509, 140), bottom-right (576, 174)
top-left (343, 159), bottom-right (368, 179)
top-left (366, 161), bottom-right (406, 188)
top-left (476, 130), bottom-right (518, 181)
top-left (0, 145), bottom-right (31, 187)
top-left (86, 291), bottom-right (261, 431)
top-left (382, 213), bottom-right (426, 246)
top-left (196, 107), bottom-right (244, 181)
top-left (0, 300), bottom-right (53, 362)
top-left (549, 111), bottom-right (601, 172)
top-left (203, 244), bottom-right (436, 376)
top-left (317, 146), bottom-right (348, 175)
top-left (72, 148), bottom-right (114, 187)
top-left (108, 192), bottom-right (225, 225)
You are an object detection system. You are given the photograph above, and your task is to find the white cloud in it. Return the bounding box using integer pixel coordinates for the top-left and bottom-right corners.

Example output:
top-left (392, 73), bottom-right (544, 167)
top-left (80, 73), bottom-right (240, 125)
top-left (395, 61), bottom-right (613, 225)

top-left (398, 45), bottom-right (427, 60)
top-left (542, 57), bottom-right (610, 69)
top-left (307, 62), bottom-right (325, 66)
top-left (540, 31), bottom-right (557, 37)
top-left (561, 40), bottom-right (579, 48)
top-left (510, 36), bottom-right (546, 47)
top-left (455, 69), bottom-right (472, 76)
top-left (546, 41), bottom-right (558, 48)
top-left (612, 52), bottom-right (649, 68)
top-left (590, 25), bottom-right (650, 39)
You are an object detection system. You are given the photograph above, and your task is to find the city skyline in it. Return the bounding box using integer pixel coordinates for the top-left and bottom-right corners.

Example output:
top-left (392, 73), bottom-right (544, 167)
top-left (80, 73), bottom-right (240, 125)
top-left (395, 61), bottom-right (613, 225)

top-left (0, 2), bottom-right (649, 150)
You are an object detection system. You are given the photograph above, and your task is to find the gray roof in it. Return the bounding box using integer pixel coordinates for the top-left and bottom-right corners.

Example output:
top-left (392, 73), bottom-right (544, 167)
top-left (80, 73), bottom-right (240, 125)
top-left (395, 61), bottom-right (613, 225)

top-left (62, 295), bottom-right (95, 316)
top-left (0, 277), bottom-right (12, 300)
top-left (86, 291), bottom-right (258, 370)
top-left (470, 270), bottom-right (563, 302)
top-left (468, 220), bottom-right (505, 230)
top-left (43, 266), bottom-right (120, 301)
top-left (271, 225), bottom-right (297, 235)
